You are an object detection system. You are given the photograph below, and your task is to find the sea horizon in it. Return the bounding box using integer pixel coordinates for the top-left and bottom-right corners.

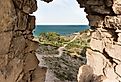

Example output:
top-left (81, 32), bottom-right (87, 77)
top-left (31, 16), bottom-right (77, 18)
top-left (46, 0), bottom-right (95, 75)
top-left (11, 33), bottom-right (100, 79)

top-left (33, 25), bottom-right (90, 36)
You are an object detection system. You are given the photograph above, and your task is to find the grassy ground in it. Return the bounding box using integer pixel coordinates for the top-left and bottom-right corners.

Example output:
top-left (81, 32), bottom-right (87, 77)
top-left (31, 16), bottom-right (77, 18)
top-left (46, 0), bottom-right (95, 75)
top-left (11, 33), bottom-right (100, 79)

top-left (38, 30), bottom-right (90, 57)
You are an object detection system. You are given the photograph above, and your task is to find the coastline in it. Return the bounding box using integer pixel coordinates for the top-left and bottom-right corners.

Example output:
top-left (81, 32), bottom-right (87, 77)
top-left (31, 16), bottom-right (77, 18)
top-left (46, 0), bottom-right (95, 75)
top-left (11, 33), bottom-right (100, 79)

top-left (33, 25), bottom-right (90, 37)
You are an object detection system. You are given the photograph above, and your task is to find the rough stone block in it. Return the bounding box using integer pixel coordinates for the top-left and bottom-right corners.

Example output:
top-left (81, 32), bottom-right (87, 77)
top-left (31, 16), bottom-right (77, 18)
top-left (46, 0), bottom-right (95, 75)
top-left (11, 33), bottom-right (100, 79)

top-left (112, 0), bottom-right (121, 14)
top-left (86, 49), bottom-right (105, 76)
top-left (0, 55), bottom-right (8, 69)
top-left (90, 5), bottom-right (111, 14)
top-left (91, 33), bottom-right (105, 52)
top-left (105, 0), bottom-right (113, 7)
top-left (0, 0), bottom-right (16, 32)
top-left (15, 11), bottom-right (28, 31)
top-left (0, 32), bottom-right (12, 54)
top-left (87, 15), bottom-right (104, 27)
top-left (24, 53), bottom-right (39, 73)
top-left (22, 0), bottom-right (37, 14)
top-left (12, 36), bottom-right (26, 55)
top-left (13, 0), bottom-right (37, 14)
top-left (0, 57), bottom-right (24, 82)
top-left (27, 16), bottom-right (36, 31)
top-left (104, 16), bottom-right (121, 29)
top-left (25, 40), bottom-right (39, 53)
top-left (12, 0), bottom-right (23, 9)
top-left (32, 67), bottom-right (47, 82)
top-left (105, 44), bottom-right (121, 61)
top-left (117, 33), bottom-right (121, 43)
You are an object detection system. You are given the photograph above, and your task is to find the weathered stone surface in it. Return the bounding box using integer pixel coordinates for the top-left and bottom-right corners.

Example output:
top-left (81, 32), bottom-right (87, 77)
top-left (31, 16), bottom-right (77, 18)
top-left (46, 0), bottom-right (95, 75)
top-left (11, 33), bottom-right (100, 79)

top-left (32, 67), bottom-right (47, 82)
top-left (116, 64), bottom-right (121, 79)
top-left (117, 33), bottom-right (121, 43)
top-left (77, 65), bottom-right (94, 82)
top-left (87, 15), bottom-right (104, 27)
top-left (24, 53), bottom-right (39, 73)
top-left (13, 0), bottom-right (37, 14)
top-left (112, 0), bottom-right (121, 14)
top-left (22, 0), bottom-right (37, 14)
top-left (105, 0), bottom-right (113, 7)
top-left (105, 44), bottom-right (121, 61)
top-left (90, 39), bottom-right (104, 52)
top-left (27, 16), bottom-right (36, 31)
top-left (78, 65), bottom-right (106, 82)
top-left (25, 40), bottom-right (39, 53)
top-left (12, 36), bottom-right (26, 56)
top-left (0, 32), bottom-right (12, 54)
top-left (77, 0), bottom-right (112, 14)
top-left (24, 34), bottom-right (34, 40)
top-left (90, 5), bottom-right (111, 14)
top-left (0, 57), bottom-right (24, 82)
top-left (0, 0), bottom-right (16, 32)
top-left (0, 55), bottom-right (8, 69)
top-left (77, 0), bottom-right (121, 82)
top-left (104, 16), bottom-right (121, 29)
top-left (15, 10), bottom-right (28, 31)
top-left (86, 49), bottom-right (105, 76)
top-left (0, 0), bottom-right (39, 82)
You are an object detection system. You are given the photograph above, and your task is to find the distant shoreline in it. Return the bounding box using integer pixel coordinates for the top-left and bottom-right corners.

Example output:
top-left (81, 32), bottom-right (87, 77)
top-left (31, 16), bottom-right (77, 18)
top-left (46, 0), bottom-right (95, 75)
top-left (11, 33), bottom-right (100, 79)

top-left (33, 25), bottom-right (90, 37)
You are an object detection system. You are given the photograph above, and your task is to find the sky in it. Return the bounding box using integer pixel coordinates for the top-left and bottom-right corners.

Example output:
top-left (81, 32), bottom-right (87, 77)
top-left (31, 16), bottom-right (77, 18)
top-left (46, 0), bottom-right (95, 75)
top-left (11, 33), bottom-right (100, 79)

top-left (33, 0), bottom-right (89, 25)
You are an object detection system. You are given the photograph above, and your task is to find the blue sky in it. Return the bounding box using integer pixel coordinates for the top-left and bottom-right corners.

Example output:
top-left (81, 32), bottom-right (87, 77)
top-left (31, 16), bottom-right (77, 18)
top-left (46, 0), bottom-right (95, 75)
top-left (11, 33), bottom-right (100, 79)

top-left (33, 0), bottom-right (89, 25)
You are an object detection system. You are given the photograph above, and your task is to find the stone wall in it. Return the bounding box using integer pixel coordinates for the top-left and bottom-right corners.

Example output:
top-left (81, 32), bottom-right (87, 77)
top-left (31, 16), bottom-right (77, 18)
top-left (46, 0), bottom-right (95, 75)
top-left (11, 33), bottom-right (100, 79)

top-left (0, 0), bottom-right (46, 82)
top-left (77, 0), bottom-right (121, 82)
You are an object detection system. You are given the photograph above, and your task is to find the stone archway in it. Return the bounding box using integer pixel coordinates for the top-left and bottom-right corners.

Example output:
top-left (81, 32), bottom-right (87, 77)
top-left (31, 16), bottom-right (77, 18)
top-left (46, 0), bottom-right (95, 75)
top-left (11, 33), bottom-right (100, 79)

top-left (0, 0), bottom-right (121, 82)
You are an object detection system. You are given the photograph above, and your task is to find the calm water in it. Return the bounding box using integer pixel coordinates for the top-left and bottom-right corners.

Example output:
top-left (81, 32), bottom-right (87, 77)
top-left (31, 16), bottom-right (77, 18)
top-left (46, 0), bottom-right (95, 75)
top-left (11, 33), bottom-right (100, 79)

top-left (33, 25), bottom-right (90, 36)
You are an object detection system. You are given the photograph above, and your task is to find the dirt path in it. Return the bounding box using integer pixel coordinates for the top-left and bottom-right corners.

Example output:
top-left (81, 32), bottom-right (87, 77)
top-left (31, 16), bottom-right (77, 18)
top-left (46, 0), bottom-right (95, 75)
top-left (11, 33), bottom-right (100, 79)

top-left (35, 32), bottom-right (80, 57)
top-left (57, 32), bottom-right (80, 57)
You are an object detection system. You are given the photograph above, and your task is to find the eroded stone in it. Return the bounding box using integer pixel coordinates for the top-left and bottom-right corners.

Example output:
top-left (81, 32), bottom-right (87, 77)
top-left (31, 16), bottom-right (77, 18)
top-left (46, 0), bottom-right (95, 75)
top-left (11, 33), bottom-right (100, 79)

top-left (112, 0), bottom-right (121, 14)
top-left (0, 57), bottom-right (24, 82)
top-left (25, 40), bottom-right (39, 53)
top-left (24, 53), bottom-right (39, 73)
top-left (15, 10), bottom-right (28, 31)
top-left (12, 36), bottom-right (26, 55)
top-left (27, 16), bottom-right (36, 31)
top-left (87, 15), bottom-right (104, 27)
top-left (13, 0), bottom-right (37, 14)
top-left (0, 32), bottom-right (12, 54)
top-left (104, 16), bottom-right (121, 29)
top-left (32, 67), bottom-right (47, 82)
top-left (0, 0), bottom-right (16, 32)
top-left (105, 44), bottom-right (121, 61)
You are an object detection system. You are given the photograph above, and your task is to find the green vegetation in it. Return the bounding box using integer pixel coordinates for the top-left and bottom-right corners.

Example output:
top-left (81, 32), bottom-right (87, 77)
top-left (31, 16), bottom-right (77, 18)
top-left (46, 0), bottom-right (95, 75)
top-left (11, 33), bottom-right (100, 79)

top-left (38, 30), bottom-right (90, 56)
top-left (39, 32), bottom-right (65, 46)
top-left (37, 30), bottom-right (91, 81)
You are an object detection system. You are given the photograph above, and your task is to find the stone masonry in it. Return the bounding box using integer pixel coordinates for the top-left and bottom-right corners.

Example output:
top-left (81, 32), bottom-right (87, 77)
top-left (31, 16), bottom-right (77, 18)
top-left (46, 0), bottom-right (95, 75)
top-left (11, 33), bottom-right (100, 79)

top-left (77, 0), bottom-right (121, 82)
top-left (0, 0), bottom-right (47, 82)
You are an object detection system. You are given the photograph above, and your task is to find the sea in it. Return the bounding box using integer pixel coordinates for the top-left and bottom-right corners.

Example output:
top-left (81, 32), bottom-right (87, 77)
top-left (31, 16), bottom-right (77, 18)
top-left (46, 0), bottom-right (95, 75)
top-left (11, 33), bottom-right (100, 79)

top-left (33, 25), bottom-right (90, 36)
